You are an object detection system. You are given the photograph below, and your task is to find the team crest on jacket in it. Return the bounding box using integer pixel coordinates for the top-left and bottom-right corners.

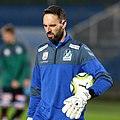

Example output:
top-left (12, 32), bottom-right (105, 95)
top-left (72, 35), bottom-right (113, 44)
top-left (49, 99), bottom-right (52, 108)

top-left (42, 51), bottom-right (48, 60)
top-left (3, 48), bottom-right (11, 56)
top-left (63, 49), bottom-right (72, 61)
top-left (15, 46), bottom-right (23, 54)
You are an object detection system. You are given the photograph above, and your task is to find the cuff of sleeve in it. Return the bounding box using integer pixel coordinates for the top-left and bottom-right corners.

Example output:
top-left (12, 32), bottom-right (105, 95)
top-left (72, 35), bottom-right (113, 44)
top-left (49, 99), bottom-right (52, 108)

top-left (88, 89), bottom-right (95, 98)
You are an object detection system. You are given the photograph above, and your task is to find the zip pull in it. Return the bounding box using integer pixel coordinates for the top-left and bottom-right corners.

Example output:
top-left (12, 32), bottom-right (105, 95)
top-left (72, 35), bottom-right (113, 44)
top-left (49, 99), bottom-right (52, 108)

top-left (54, 47), bottom-right (58, 64)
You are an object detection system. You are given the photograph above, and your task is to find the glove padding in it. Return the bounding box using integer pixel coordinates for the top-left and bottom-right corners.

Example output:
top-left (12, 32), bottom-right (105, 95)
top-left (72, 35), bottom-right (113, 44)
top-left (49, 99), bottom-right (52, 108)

top-left (62, 88), bottom-right (91, 119)
top-left (27, 117), bottom-right (33, 120)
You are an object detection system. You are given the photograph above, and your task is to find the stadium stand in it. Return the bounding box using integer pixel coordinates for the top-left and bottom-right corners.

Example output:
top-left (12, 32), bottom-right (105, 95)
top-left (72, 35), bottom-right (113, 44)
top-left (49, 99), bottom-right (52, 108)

top-left (70, 2), bottom-right (120, 82)
top-left (0, 5), bottom-right (105, 28)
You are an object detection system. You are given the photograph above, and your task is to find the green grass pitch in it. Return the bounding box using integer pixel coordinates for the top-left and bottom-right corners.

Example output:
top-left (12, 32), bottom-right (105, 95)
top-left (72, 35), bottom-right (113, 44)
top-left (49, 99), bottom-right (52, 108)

top-left (0, 100), bottom-right (120, 120)
top-left (85, 100), bottom-right (120, 120)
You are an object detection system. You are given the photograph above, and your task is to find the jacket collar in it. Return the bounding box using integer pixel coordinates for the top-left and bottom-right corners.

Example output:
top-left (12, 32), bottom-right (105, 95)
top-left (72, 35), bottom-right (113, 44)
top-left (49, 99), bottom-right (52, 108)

top-left (48, 34), bottom-right (72, 48)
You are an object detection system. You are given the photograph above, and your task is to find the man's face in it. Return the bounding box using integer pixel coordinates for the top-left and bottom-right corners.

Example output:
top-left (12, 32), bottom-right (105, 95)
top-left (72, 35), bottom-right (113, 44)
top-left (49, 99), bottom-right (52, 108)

top-left (43, 14), bottom-right (66, 42)
top-left (1, 31), bottom-right (15, 44)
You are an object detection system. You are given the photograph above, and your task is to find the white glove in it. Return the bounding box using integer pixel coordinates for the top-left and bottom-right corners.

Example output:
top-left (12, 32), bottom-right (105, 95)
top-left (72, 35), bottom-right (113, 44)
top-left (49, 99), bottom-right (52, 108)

top-left (27, 117), bottom-right (33, 120)
top-left (62, 88), bottom-right (91, 119)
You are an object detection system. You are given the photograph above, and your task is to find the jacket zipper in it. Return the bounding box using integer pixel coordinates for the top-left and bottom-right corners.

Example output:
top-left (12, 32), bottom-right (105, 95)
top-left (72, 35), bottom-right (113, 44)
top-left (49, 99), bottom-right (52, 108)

top-left (54, 46), bottom-right (58, 64)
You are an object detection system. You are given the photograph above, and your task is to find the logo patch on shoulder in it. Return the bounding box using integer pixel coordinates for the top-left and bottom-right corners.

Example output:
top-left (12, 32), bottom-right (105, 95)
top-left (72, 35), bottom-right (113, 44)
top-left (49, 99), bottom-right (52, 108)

top-left (63, 49), bottom-right (72, 61)
top-left (42, 51), bottom-right (48, 60)
top-left (69, 44), bottom-right (80, 50)
top-left (38, 44), bottom-right (48, 52)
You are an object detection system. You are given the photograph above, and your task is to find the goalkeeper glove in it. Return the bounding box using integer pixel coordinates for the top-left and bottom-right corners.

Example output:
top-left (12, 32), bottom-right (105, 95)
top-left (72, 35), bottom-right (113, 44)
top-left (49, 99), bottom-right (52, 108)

top-left (62, 88), bottom-right (91, 119)
top-left (27, 117), bottom-right (33, 120)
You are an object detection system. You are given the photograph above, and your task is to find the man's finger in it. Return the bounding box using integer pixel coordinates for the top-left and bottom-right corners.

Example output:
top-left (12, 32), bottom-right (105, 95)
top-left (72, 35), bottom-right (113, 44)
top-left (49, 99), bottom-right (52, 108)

top-left (62, 103), bottom-right (71, 113)
top-left (69, 107), bottom-right (78, 119)
top-left (66, 106), bottom-right (74, 118)
top-left (63, 97), bottom-right (72, 104)
top-left (75, 108), bottom-right (83, 119)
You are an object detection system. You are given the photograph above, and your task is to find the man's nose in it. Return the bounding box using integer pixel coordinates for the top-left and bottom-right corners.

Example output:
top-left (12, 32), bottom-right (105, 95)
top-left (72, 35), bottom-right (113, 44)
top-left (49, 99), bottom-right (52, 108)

top-left (46, 26), bottom-right (51, 33)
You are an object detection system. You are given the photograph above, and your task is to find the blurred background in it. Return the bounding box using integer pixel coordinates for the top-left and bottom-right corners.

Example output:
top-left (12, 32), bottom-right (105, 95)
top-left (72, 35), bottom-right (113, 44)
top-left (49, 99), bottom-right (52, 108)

top-left (0, 0), bottom-right (120, 120)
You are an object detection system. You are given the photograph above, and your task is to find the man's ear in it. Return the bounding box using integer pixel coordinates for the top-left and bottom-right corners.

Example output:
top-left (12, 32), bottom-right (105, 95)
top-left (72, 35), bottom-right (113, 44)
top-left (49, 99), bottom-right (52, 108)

top-left (61, 20), bottom-right (67, 29)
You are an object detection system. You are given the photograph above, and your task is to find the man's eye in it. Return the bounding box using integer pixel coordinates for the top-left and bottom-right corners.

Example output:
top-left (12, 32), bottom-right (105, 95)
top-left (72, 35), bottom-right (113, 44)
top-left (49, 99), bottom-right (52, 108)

top-left (43, 25), bottom-right (47, 27)
top-left (50, 25), bottom-right (56, 27)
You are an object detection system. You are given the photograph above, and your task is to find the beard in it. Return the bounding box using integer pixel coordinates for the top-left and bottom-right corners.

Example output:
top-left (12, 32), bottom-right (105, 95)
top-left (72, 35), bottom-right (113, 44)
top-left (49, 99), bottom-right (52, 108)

top-left (47, 29), bottom-right (64, 46)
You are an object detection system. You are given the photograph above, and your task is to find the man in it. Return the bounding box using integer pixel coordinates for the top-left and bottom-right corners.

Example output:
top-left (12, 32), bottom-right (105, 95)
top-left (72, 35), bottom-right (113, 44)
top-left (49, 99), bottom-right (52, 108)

top-left (0, 24), bottom-right (31, 120)
top-left (27, 5), bottom-right (113, 120)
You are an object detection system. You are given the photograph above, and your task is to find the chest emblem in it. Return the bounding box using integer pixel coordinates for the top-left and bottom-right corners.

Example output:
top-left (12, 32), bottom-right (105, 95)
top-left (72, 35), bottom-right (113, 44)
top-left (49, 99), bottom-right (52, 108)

top-left (3, 48), bottom-right (11, 56)
top-left (42, 51), bottom-right (48, 60)
top-left (63, 49), bottom-right (72, 61)
top-left (15, 46), bottom-right (23, 54)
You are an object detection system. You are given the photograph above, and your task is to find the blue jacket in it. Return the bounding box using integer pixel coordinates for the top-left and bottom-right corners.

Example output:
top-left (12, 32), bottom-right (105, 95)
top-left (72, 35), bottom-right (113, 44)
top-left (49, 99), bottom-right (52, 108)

top-left (28, 34), bottom-right (113, 120)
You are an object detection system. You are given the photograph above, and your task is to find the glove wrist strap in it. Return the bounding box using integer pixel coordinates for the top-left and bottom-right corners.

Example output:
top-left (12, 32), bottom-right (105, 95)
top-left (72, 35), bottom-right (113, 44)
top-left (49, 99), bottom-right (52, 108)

top-left (76, 89), bottom-right (91, 100)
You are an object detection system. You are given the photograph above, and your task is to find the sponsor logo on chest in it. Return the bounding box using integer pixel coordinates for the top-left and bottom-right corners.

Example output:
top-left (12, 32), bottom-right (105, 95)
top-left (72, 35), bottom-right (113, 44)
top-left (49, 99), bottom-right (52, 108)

top-left (69, 44), bottom-right (80, 50)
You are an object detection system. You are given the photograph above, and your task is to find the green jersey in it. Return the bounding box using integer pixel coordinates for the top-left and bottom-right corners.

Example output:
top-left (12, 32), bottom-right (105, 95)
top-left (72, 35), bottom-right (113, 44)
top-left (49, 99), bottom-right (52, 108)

top-left (0, 42), bottom-right (31, 88)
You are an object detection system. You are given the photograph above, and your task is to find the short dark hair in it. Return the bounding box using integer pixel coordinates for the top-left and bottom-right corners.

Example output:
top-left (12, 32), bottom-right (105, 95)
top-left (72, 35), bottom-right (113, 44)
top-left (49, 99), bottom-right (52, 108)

top-left (1, 23), bottom-right (15, 34)
top-left (43, 5), bottom-right (66, 20)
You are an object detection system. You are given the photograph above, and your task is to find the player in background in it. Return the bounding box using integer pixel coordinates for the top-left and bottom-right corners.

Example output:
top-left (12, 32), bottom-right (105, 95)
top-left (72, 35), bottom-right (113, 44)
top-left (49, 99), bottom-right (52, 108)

top-left (27, 5), bottom-right (113, 120)
top-left (0, 24), bottom-right (31, 120)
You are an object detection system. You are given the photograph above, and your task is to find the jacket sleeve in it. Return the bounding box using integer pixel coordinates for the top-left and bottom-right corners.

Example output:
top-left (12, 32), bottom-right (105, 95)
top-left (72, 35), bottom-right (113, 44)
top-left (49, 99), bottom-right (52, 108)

top-left (0, 49), bottom-right (7, 81)
top-left (27, 53), bottom-right (41, 118)
top-left (0, 52), bottom-right (3, 77)
top-left (0, 52), bottom-right (3, 88)
top-left (0, 48), bottom-right (5, 78)
top-left (17, 45), bottom-right (31, 87)
top-left (79, 44), bottom-right (113, 97)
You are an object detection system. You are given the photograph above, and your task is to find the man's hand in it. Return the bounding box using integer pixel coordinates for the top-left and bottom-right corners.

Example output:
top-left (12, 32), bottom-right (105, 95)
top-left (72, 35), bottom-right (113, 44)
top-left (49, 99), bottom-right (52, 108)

top-left (11, 80), bottom-right (20, 89)
top-left (62, 89), bottom-right (91, 119)
top-left (23, 79), bottom-right (30, 88)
